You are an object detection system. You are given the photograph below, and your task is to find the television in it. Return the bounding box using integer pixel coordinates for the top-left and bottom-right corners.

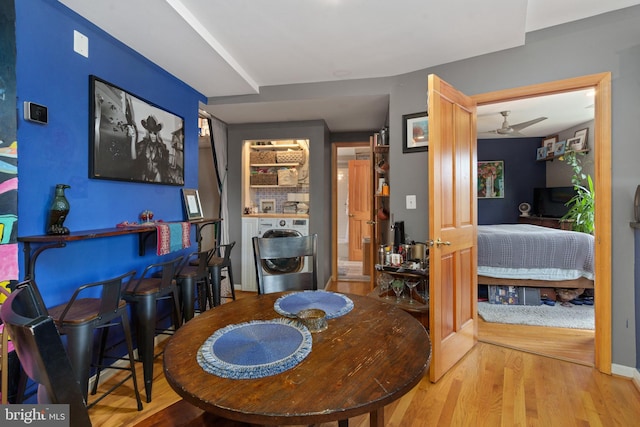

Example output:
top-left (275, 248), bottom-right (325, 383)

top-left (532, 186), bottom-right (577, 218)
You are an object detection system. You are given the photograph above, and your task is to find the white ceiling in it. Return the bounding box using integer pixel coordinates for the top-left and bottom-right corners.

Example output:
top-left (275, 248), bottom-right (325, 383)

top-left (59, 0), bottom-right (638, 133)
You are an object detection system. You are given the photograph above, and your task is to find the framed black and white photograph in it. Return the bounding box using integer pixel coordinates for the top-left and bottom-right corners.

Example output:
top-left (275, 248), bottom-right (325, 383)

top-left (536, 146), bottom-right (547, 160)
top-left (90, 75), bottom-right (185, 185)
top-left (566, 136), bottom-right (585, 152)
top-left (573, 128), bottom-right (588, 150)
top-left (402, 112), bottom-right (429, 153)
top-left (182, 188), bottom-right (203, 220)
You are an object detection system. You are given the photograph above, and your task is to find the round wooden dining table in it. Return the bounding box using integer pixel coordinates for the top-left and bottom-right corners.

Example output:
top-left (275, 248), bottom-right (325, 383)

top-left (163, 291), bottom-right (431, 426)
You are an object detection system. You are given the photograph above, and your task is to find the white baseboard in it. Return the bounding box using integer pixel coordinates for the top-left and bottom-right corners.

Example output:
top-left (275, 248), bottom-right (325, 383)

top-left (611, 363), bottom-right (638, 379)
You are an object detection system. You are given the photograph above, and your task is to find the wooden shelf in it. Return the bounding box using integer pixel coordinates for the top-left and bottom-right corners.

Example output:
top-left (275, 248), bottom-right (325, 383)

top-left (250, 144), bottom-right (300, 150)
top-left (18, 218), bottom-right (221, 282)
top-left (250, 185), bottom-right (298, 188)
top-left (250, 163), bottom-right (299, 167)
top-left (538, 149), bottom-right (589, 162)
top-left (374, 145), bottom-right (389, 153)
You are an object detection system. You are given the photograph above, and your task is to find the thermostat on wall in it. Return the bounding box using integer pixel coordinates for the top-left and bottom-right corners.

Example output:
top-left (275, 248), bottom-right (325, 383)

top-left (24, 102), bottom-right (48, 124)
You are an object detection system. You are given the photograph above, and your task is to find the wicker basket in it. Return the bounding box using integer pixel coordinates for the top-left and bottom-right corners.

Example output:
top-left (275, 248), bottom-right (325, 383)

top-left (250, 173), bottom-right (277, 185)
top-left (276, 150), bottom-right (304, 164)
top-left (250, 151), bottom-right (277, 164)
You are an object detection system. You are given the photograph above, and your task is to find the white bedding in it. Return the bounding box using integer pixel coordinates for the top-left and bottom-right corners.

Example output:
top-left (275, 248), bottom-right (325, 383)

top-left (477, 224), bottom-right (595, 281)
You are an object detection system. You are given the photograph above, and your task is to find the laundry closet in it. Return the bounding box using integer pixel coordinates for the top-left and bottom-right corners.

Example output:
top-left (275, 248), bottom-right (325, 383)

top-left (240, 139), bottom-right (311, 292)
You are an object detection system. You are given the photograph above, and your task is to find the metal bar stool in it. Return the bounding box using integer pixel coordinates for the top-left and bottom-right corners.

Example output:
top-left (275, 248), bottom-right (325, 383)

top-left (206, 242), bottom-right (236, 306)
top-left (121, 256), bottom-right (183, 402)
top-left (47, 270), bottom-right (143, 410)
top-left (175, 249), bottom-right (215, 321)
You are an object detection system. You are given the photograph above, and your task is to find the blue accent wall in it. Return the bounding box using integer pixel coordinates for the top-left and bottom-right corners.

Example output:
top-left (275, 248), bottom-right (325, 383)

top-left (477, 138), bottom-right (546, 225)
top-left (15, 0), bottom-right (205, 307)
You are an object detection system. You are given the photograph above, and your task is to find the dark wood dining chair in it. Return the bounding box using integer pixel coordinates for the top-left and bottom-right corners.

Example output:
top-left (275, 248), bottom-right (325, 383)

top-left (252, 234), bottom-right (318, 294)
top-left (0, 281), bottom-right (92, 427)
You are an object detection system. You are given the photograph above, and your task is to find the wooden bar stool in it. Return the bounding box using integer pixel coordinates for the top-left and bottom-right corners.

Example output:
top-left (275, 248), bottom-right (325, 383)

top-left (121, 256), bottom-right (183, 403)
top-left (46, 270), bottom-right (143, 410)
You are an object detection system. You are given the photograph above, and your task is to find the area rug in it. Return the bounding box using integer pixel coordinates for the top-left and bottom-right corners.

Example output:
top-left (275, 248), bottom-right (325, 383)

top-left (477, 301), bottom-right (594, 330)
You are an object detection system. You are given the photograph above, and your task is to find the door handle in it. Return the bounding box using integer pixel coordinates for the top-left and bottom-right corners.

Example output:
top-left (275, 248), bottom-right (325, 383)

top-left (348, 214), bottom-right (354, 217)
top-left (434, 238), bottom-right (451, 247)
top-left (366, 220), bottom-right (376, 225)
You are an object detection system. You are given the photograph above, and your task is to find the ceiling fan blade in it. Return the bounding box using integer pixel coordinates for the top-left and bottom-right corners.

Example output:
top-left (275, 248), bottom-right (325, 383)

top-left (510, 116), bottom-right (547, 132)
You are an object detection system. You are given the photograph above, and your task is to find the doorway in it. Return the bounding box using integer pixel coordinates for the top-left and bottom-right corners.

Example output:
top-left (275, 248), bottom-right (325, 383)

top-left (332, 143), bottom-right (372, 281)
top-left (472, 73), bottom-right (612, 373)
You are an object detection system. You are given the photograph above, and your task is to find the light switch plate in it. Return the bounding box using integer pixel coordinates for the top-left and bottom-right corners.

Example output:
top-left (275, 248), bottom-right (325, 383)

top-left (406, 195), bottom-right (417, 209)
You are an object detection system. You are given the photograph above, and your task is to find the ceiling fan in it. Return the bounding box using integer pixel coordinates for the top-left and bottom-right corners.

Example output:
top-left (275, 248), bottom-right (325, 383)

top-left (484, 111), bottom-right (548, 137)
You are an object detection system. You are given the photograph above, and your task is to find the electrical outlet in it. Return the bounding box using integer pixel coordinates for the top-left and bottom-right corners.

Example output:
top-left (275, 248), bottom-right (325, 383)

top-left (406, 195), bottom-right (417, 209)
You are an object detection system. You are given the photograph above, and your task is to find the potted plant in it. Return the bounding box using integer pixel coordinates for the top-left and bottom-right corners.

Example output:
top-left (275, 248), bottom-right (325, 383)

top-left (561, 151), bottom-right (594, 234)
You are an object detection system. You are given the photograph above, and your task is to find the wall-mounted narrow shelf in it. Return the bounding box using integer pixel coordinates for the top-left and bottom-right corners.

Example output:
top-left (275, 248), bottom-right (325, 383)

top-left (538, 149), bottom-right (589, 162)
top-left (250, 163), bottom-right (299, 167)
top-left (18, 218), bottom-right (221, 283)
top-left (250, 144), bottom-right (300, 150)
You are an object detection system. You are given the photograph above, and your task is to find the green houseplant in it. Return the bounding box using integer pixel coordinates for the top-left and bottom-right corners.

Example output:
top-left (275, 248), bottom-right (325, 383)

top-left (561, 151), bottom-right (594, 234)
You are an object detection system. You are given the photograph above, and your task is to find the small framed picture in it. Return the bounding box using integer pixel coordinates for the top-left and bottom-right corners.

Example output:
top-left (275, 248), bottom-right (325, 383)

top-left (553, 141), bottom-right (566, 156)
top-left (573, 128), bottom-right (588, 150)
top-left (260, 199), bottom-right (276, 213)
top-left (536, 146), bottom-right (547, 160)
top-left (402, 112), bottom-right (429, 153)
top-left (566, 136), bottom-right (585, 152)
top-left (542, 135), bottom-right (558, 159)
top-left (181, 188), bottom-right (203, 220)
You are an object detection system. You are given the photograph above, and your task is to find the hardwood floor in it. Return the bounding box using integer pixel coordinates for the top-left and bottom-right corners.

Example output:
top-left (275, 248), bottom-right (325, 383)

top-left (87, 281), bottom-right (640, 426)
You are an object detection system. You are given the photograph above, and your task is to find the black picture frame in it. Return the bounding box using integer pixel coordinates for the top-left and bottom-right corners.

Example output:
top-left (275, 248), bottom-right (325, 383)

top-left (402, 112), bottom-right (429, 153)
top-left (89, 75), bottom-right (185, 185)
top-left (181, 188), bottom-right (203, 220)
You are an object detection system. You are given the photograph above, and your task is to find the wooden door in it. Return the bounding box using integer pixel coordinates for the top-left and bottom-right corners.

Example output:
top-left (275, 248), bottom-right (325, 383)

top-left (348, 159), bottom-right (371, 261)
top-left (428, 74), bottom-right (478, 382)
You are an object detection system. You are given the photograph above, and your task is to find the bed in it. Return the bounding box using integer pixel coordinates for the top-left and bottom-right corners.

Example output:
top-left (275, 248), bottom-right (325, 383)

top-left (477, 224), bottom-right (595, 289)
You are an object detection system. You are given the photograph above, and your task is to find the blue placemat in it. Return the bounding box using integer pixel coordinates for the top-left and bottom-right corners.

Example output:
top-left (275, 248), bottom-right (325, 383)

top-left (197, 318), bottom-right (312, 379)
top-left (274, 290), bottom-right (354, 319)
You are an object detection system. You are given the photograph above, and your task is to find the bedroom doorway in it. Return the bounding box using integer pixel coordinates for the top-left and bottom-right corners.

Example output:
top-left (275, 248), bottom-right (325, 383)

top-left (472, 73), bottom-right (611, 373)
top-left (332, 142), bottom-right (372, 281)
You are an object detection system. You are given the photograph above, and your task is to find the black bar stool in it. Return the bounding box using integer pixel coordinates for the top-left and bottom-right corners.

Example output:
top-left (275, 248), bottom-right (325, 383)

top-left (193, 241), bottom-right (236, 306)
top-left (121, 256), bottom-right (183, 402)
top-left (175, 249), bottom-right (215, 321)
top-left (47, 270), bottom-right (143, 410)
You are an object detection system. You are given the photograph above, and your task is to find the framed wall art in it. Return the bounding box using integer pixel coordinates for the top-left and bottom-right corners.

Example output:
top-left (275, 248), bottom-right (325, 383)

top-left (566, 136), bottom-right (585, 152)
top-left (402, 112), bottom-right (429, 153)
top-left (182, 188), bottom-right (203, 220)
top-left (90, 75), bottom-right (185, 185)
top-left (260, 199), bottom-right (276, 214)
top-left (542, 135), bottom-right (558, 159)
top-left (572, 127), bottom-right (589, 151)
top-left (478, 161), bottom-right (504, 199)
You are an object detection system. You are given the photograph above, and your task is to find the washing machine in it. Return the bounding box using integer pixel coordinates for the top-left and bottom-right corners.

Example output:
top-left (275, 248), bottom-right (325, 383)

top-left (257, 217), bottom-right (310, 273)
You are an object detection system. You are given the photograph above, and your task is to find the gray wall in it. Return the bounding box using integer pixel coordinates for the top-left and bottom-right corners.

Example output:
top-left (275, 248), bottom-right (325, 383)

top-left (386, 7), bottom-right (640, 368)
top-left (216, 6), bottom-right (640, 368)
top-left (227, 120), bottom-right (331, 286)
